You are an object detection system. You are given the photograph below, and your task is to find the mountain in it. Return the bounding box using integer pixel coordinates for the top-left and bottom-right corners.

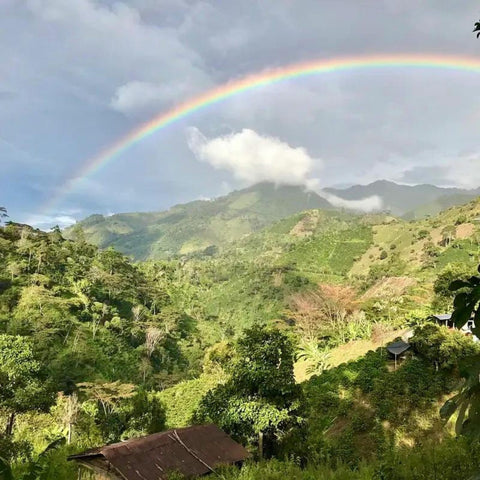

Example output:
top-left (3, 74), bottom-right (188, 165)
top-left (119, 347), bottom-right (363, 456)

top-left (66, 183), bottom-right (333, 260)
top-left (324, 180), bottom-right (479, 217)
top-left (68, 180), bottom-right (480, 260)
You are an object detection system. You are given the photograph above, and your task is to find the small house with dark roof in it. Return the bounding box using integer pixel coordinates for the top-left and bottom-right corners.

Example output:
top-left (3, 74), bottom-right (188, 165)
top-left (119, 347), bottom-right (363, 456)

top-left (386, 340), bottom-right (411, 369)
top-left (431, 313), bottom-right (478, 342)
top-left (68, 424), bottom-right (250, 480)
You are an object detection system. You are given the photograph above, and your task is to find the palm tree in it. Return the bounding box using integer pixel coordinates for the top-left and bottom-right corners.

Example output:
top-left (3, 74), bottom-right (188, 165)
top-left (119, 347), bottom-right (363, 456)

top-left (0, 207), bottom-right (7, 224)
top-left (297, 341), bottom-right (330, 376)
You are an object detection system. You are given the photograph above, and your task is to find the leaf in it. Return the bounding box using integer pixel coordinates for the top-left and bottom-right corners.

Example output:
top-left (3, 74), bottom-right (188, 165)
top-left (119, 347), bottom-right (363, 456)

top-left (39, 437), bottom-right (66, 458)
top-left (453, 292), bottom-right (468, 308)
top-left (452, 306), bottom-right (474, 328)
top-left (0, 457), bottom-right (14, 480)
top-left (449, 280), bottom-right (471, 291)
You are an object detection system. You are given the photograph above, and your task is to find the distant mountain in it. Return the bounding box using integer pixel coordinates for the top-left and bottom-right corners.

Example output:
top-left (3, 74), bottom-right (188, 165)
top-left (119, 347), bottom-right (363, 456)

top-left (66, 183), bottom-right (333, 260)
top-left (324, 180), bottom-right (479, 217)
top-left (68, 180), bottom-right (480, 260)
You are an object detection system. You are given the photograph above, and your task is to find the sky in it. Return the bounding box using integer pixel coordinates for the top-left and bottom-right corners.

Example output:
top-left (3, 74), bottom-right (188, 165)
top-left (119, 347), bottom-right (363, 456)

top-left (1, 0), bottom-right (480, 228)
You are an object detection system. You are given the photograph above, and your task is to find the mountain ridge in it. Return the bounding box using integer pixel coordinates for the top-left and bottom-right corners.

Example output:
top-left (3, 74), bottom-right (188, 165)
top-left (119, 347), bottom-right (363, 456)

top-left (324, 180), bottom-right (480, 217)
top-left (66, 180), bottom-right (479, 260)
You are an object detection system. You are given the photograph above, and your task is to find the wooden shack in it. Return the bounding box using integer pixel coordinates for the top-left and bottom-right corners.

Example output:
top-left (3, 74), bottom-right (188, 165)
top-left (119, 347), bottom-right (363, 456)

top-left (68, 424), bottom-right (250, 480)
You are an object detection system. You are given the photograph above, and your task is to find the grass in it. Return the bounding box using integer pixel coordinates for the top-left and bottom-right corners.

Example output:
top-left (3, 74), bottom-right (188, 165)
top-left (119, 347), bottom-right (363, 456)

top-left (294, 327), bottom-right (409, 383)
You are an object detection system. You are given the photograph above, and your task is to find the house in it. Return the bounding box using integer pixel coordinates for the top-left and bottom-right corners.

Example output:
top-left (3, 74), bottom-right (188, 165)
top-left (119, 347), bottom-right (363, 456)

top-left (68, 424), bottom-right (250, 480)
top-left (431, 313), bottom-right (478, 342)
top-left (386, 340), bottom-right (410, 369)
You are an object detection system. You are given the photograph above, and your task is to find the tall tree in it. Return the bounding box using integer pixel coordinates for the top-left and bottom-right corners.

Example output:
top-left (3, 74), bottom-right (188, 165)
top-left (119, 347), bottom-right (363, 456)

top-left (196, 326), bottom-right (303, 457)
top-left (0, 335), bottom-right (55, 435)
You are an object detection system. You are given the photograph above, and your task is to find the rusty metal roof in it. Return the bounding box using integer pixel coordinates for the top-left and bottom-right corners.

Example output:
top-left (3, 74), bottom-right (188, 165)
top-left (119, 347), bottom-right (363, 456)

top-left (68, 424), bottom-right (250, 480)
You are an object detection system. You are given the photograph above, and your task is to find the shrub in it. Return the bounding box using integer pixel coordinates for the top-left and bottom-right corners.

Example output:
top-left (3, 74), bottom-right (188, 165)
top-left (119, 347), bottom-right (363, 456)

top-left (410, 323), bottom-right (480, 369)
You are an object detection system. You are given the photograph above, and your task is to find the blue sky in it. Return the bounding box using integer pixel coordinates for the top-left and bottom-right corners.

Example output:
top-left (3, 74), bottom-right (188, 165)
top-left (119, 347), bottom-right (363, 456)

top-left (1, 0), bottom-right (480, 228)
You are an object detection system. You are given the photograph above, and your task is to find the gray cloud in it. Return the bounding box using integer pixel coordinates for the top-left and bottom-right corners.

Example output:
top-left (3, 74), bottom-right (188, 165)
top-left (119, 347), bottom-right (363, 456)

top-left (1, 0), bottom-right (479, 225)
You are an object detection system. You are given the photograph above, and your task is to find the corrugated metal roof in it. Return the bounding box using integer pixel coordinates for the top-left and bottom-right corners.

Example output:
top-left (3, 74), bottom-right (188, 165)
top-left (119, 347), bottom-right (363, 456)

top-left (68, 424), bottom-right (250, 480)
top-left (386, 340), bottom-right (410, 356)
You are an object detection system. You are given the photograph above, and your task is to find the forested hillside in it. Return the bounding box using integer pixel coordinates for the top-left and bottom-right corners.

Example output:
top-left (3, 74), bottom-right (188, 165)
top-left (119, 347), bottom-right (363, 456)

top-left (67, 181), bottom-right (480, 261)
top-left (65, 183), bottom-right (333, 260)
top-left (2, 196), bottom-right (480, 479)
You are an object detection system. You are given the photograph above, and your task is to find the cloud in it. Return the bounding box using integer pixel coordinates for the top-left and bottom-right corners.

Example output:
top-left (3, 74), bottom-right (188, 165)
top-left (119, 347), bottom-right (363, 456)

top-left (110, 78), bottom-right (211, 116)
top-left (439, 154), bottom-right (480, 189)
top-left (187, 127), bottom-right (315, 186)
top-left (401, 153), bottom-right (480, 190)
top-left (110, 81), bottom-right (177, 115)
top-left (5, 0), bottom-right (480, 221)
top-left (320, 191), bottom-right (383, 212)
top-left (187, 127), bottom-right (382, 212)
top-left (25, 214), bottom-right (77, 229)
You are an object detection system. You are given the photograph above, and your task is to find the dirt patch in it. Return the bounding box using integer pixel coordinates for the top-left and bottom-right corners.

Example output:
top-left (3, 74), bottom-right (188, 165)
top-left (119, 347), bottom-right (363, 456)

top-left (361, 276), bottom-right (417, 300)
top-left (289, 211), bottom-right (320, 237)
top-left (456, 223), bottom-right (475, 239)
top-left (430, 226), bottom-right (444, 245)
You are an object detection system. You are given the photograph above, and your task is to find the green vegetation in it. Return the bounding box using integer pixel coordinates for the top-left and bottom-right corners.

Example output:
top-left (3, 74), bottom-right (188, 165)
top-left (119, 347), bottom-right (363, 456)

top-left (65, 183), bottom-right (333, 260)
top-left (67, 181), bottom-right (480, 261)
top-left (2, 192), bottom-right (480, 479)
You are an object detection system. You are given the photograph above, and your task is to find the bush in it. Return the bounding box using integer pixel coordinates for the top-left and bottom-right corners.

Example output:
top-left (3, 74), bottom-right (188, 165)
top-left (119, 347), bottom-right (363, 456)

top-left (410, 323), bottom-right (480, 369)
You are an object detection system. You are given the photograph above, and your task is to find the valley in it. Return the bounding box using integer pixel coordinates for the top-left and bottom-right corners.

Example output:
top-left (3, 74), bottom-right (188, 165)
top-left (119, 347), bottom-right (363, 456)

top-left (2, 187), bottom-right (480, 479)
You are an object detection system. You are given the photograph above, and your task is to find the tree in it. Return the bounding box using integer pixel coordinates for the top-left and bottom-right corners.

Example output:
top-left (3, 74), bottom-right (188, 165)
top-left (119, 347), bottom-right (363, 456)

top-left (289, 284), bottom-right (357, 342)
top-left (410, 323), bottom-right (479, 370)
top-left (440, 225), bottom-right (456, 247)
top-left (78, 382), bottom-right (165, 443)
top-left (296, 340), bottom-right (330, 376)
top-left (196, 326), bottom-right (303, 457)
top-left (0, 437), bottom-right (65, 480)
top-left (0, 335), bottom-right (55, 435)
top-left (433, 263), bottom-right (475, 311)
top-left (0, 207), bottom-right (8, 225)
top-left (440, 264), bottom-right (480, 438)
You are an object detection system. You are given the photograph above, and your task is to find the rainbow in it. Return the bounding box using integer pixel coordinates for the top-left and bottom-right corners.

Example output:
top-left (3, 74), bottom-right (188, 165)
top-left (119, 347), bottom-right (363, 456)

top-left (44, 53), bottom-right (480, 213)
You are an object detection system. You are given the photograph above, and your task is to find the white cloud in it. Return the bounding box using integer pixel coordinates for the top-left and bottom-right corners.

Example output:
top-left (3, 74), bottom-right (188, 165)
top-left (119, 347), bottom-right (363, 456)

top-left (319, 191), bottom-right (383, 212)
top-left (25, 214), bottom-right (77, 229)
top-left (187, 127), bottom-right (383, 212)
top-left (187, 127), bottom-right (316, 186)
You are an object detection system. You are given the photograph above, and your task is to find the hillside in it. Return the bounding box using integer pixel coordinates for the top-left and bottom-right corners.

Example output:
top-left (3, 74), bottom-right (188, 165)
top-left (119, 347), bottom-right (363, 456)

top-left (325, 180), bottom-right (479, 217)
top-left (65, 183), bottom-right (333, 260)
top-left (3, 197), bottom-right (480, 479)
top-left (68, 180), bottom-right (480, 261)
